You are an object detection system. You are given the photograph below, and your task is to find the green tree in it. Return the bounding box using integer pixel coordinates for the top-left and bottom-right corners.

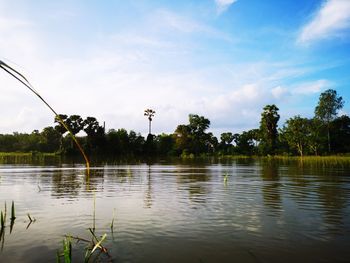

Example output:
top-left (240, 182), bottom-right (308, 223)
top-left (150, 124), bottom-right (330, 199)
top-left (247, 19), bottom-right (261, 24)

top-left (220, 132), bottom-right (234, 145)
top-left (174, 124), bottom-right (191, 154)
top-left (315, 89), bottom-right (344, 152)
top-left (66, 115), bottom-right (84, 135)
top-left (156, 133), bottom-right (175, 156)
top-left (330, 115), bottom-right (350, 153)
top-left (83, 117), bottom-right (105, 153)
top-left (173, 114), bottom-right (211, 155)
top-left (308, 118), bottom-right (326, 155)
top-left (282, 116), bottom-right (310, 156)
top-left (220, 132), bottom-right (234, 154)
top-left (259, 104), bottom-right (280, 155)
top-left (40, 126), bottom-right (61, 152)
top-left (234, 131), bottom-right (256, 155)
top-left (188, 114), bottom-right (210, 154)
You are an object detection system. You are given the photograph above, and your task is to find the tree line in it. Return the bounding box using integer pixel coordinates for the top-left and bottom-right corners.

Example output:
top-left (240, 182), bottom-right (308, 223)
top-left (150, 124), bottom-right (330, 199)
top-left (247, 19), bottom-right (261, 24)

top-left (0, 89), bottom-right (349, 157)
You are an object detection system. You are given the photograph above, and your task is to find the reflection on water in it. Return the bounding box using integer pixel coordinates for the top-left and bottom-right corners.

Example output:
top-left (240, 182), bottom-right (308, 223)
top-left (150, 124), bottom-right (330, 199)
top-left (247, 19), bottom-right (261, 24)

top-left (0, 160), bottom-right (350, 262)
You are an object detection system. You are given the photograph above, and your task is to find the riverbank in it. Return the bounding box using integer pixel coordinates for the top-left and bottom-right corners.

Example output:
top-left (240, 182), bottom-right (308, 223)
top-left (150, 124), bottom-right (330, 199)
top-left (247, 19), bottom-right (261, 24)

top-left (1, 152), bottom-right (350, 166)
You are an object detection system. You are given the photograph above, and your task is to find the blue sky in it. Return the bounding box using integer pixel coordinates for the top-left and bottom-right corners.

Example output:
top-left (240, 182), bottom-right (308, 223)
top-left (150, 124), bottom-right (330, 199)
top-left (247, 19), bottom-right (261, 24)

top-left (0, 0), bottom-right (350, 136)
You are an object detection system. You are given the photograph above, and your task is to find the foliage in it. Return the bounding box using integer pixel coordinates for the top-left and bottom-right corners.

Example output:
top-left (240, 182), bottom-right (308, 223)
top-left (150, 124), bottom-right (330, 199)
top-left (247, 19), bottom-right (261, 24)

top-left (259, 105), bottom-right (280, 155)
top-left (0, 89), bottom-right (349, 157)
top-left (315, 89), bottom-right (344, 152)
top-left (174, 114), bottom-right (212, 155)
top-left (315, 89), bottom-right (344, 124)
top-left (281, 116), bottom-right (310, 156)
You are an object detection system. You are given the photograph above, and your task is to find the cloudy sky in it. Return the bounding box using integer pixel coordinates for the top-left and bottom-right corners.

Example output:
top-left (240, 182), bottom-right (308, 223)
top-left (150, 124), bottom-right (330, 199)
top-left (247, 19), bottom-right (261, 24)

top-left (0, 0), bottom-right (350, 136)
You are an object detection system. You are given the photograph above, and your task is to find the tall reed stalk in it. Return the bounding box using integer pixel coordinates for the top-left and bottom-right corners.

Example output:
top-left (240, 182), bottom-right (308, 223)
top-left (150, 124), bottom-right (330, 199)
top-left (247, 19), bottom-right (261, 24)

top-left (0, 60), bottom-right (90, 175)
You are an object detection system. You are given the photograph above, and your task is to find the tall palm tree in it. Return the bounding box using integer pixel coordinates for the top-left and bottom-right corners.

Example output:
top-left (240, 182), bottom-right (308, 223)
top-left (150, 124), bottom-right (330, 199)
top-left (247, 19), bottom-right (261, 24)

top-left (144, 109), bottom-right (156, 135)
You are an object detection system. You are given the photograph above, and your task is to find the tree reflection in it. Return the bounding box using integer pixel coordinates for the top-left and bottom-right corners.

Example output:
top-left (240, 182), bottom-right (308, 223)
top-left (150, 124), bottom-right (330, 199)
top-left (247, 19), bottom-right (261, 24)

top-left (176, 167), bottom-right (211, 204)
top-left (144, 165), bottom-right (153, 208)
top-left (317, 180), bottom-right (347, 234)
top-left (261, 161), bottom-right (281, 212)
top-left (51, 169), bottom-right (82, 198)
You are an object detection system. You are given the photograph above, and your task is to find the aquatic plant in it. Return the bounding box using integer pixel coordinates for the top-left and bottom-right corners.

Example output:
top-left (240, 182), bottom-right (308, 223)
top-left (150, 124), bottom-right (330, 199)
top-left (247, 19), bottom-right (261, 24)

top-left (110, 209), bottom-right (116, 233)
top-left (0, 60), bottom-right (90, 175)
top-left (56, 192), bottom-right (110, 262)
top-left (10, 201), bottom-right (15, 221)
top-left (0, 211), bottom-right (4, 229)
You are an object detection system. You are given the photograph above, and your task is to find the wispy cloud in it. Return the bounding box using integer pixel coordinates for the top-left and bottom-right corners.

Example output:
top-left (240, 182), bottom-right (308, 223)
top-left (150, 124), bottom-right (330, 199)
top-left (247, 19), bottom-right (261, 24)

top-left (292, 79), bottom-right (332, 94)
top-left (298, 0), bottom-right (350, 44)
top-left (215, 0), bottom-right (238, 14)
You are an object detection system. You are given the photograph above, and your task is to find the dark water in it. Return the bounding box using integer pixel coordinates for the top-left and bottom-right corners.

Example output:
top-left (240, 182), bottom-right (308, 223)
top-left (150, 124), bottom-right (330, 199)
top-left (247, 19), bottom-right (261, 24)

top-left (0, 159), bottom-right (349, 262)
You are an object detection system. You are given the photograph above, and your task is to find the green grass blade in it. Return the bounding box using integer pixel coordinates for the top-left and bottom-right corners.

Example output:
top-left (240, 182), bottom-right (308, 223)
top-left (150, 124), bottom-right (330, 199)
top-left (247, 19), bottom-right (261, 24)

top-left (63, 237), bottom-right (72, 263)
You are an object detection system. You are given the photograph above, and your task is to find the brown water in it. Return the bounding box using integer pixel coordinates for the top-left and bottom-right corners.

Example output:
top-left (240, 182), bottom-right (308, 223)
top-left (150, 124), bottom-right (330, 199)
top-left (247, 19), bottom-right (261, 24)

top-left (0, 159), bottom-right (349, 262)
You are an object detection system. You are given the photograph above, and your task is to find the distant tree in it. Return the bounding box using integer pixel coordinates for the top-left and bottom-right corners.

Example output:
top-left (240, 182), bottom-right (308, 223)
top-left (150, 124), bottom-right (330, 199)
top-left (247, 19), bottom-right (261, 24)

top-left (174, 124), bottom-right (191, 154)
top-left (40, 126), bottom-right (61, 152)
top-left (220, 132), bottom-right (234, 154)
top-left (188, 114), bottom-right (210, 135)
top-left (54, 114), bottom-right (68, 135)
top-left (234, 131), bottom-right (256, 155)
top-left (66, 115), bottom-right (84, 135)
top-left (330, 115), bottom-right (350, 153)
top-left (156, 133), bottom-right (175, 156)
top-left (315, 89), bottom-right (344, 152)
top-left (206, 132), bottom-right (218, 154)
top-left (308, 118), bottom-right (326, 155)
top-left (173, 114), bottom-right (211, 155)
top-left (144, 109), bottom-right (156, 135)
top-left (220, 132), bottom-right (234, 145)
top-left (128, 130), bottom-right (145, 155)
top-left (83, 117), bottom-right (105, 153)
top-left (282, 116), bottom-right (310, 156)
top-left (259, 104), bottom-right (280, 155)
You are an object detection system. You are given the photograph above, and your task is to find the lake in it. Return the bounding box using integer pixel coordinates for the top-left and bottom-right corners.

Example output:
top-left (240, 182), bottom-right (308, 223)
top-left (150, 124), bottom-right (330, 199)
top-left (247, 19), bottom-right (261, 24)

top-left (0, 158), bottom-right (349, 262)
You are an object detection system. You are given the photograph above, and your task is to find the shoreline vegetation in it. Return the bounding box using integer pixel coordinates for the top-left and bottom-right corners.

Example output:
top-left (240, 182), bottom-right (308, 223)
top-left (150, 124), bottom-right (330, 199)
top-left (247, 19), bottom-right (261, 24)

top-left (1, 151), bottom-right (350, 165)
top-left (0, 89), bottom-right (349, 161)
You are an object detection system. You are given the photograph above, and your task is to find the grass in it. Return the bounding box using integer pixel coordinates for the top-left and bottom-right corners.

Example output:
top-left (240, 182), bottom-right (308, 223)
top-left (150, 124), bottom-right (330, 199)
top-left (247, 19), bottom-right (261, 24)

top-left (0, 152), bottom-right (60, 165)
top-left (56, 192), bottom-right (111, 262)
top-left (110, 209), bottom-right (116, 233)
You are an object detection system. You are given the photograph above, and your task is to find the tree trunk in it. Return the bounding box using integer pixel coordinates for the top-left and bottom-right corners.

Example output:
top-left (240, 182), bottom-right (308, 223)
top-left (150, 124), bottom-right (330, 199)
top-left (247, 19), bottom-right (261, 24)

top-left (327, 124), bottom-right (331, 153)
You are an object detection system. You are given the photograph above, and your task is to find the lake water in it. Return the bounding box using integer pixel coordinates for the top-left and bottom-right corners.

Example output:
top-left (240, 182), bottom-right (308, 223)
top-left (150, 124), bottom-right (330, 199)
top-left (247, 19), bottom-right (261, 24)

top-left (0, 159), bottom-right (349, 262)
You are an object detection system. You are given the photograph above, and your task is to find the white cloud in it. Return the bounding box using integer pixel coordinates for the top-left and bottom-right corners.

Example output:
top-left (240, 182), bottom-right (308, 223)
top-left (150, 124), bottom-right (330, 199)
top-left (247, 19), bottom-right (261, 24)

top-left (292, 79), bottom-right (331, 94)
top-left (0, 2), bottom-right (339, 138)
top-left (215, 0), bottom-right (238, 14)
top-left (271, 86), bottom-right (289, 99)
top-left (298, 0), bottom-right (350, 44)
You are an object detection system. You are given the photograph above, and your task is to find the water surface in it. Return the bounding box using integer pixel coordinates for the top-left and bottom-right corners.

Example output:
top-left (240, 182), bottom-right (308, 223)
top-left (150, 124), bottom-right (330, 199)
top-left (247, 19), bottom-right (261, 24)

top-left (0, 159), bottom-right (349, 262)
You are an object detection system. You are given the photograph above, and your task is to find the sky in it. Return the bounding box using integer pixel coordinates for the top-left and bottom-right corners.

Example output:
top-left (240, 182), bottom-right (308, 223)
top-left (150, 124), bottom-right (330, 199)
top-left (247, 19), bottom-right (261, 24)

top-left (0, 0), bottom-right (350, 136)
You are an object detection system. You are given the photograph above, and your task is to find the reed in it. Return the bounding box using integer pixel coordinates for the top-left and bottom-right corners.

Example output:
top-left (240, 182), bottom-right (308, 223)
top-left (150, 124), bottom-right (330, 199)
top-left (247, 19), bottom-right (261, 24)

top-left (4, 202), bottom-right (7, 223)
top-left (0, 211), bottom-right (4, 229)
top-left (56, 193), bottom-right (110, 262)
top-left (0, 60), bottom-right (90, 175)
top-left (10, 201), bottom-right (15, 221)
top-left (93, 192), bottom-right (96, 231)
top-left (63, 236), bottom-right (72, 263)
top-left (110, 209), bottom-right (116, 233)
